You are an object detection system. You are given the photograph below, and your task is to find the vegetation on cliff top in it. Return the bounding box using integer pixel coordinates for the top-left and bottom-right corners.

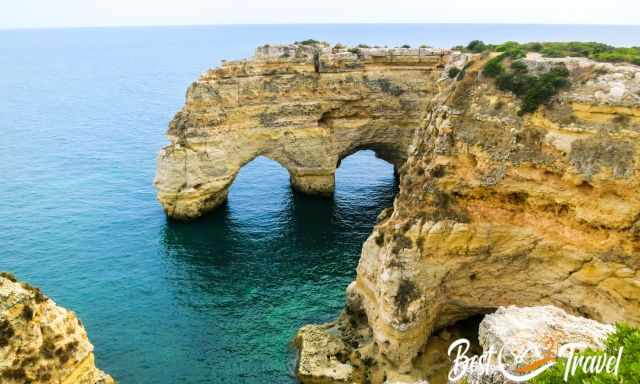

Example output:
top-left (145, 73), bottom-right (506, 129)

top-left (482, 51), bottom-right (570, 115)
top-left (294, 39), bottom-right (328, 46)
top-left (531, 323), bottom-right (640, 384)
top-left (464, 40), bottom-right (640, 65)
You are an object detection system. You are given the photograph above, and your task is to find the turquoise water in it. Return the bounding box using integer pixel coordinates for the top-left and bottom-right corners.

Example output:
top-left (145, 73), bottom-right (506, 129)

top-left (1, 24), bottom-right (639, 383)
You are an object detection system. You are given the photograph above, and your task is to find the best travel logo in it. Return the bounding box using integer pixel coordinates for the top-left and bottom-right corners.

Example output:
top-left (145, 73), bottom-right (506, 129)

top-left (447, 337), bottom-right (624, 382)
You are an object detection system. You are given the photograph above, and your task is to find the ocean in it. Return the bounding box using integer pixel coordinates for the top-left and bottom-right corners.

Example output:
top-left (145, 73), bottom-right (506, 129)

top-left (1, 24), bottom-right (639, 383)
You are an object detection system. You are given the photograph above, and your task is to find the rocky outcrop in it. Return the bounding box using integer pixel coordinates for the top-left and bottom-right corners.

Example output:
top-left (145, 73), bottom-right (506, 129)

top-left (0, 272), bottom-right (114, 384)
top-left (332, 53), bottom-right (640, 383)
top-left (454, 305), bottom-right (614, 384)
top-left (155, 43), bottom-right (458, 219)
top-left (295, 324), bottom-right (354, 384)
top-left (479, 305), bottom-right (614, 357)
top-left (156, 42), bottom-right (640, 383)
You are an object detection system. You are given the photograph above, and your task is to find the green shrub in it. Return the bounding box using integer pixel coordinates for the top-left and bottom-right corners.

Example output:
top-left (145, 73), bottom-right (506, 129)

top-left (525, 42), bottom-right (544, 52)
top-left (463, 40), bottom-right (640, 65)
top-left (510, 60), bottom-right (529, 74)
top-left (496, 72), bottom-right (537, 97)
top-left (485, 54), bottom-right (570, 114)
top-left (401, 44), bottom-right (411, 48)
top-left (519, 65), bottom-right (570, 114)
top-left (295, 39), bottom-right (323, 46)
top-left (466, 40), bottom-right (487, 53)
top-left (521, 41), bottom-right (639, 65)
top-left (539, 41), bottom-right (613, 58)
top-left (532, 323), bottom-right (640, 384)
top-left (483, 55), bottom-right (506, 77)
top-left (448, 67), bottom-right (461, 79)
top-left (493, 42), bottom-right (527, 60)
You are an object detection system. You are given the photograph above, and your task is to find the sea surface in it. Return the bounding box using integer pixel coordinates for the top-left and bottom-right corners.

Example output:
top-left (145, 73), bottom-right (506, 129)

top-left (1, 24), bottom-right (639, 383)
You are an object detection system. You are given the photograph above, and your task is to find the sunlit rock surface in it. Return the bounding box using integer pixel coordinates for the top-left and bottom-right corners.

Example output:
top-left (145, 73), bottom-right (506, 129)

top-left (338, 52), bottom-right (640, 383)
top-left (156, 42), bottom-right (640, 383)
top-left (0, 273), bottom-right (114, 384)
top-left (479, 305), bottom-right (614, 356)
top-left (155, 43), bottom-right (457, 219)
top-left (452, 305), bottom-right (614, 384)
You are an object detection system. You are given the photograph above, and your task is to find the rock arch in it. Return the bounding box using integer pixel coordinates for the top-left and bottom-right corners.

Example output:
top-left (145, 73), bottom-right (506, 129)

top-left (155, 44), bottom-right (453, 219)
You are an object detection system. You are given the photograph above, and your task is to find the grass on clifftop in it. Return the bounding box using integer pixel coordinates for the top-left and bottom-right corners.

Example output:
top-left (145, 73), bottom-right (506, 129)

top-left (531, 323), bottom-right (640, 384)
top-left (463, 40), bottom-right (640, 65)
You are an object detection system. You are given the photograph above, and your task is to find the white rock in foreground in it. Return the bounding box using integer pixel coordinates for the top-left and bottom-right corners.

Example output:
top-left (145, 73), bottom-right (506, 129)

top-left (479, 305), bottom-right (614, 358)
top-left (451, 306), bottom-right (615, 384)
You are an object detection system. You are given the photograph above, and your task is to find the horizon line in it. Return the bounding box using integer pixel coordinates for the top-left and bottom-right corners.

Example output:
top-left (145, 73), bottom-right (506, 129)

top-left (2, 21), bottom-right (640, 32)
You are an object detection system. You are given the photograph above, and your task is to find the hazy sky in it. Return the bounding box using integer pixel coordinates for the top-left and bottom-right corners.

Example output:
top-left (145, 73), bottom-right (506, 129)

top-left (2, 0), bottom-right (639, 29)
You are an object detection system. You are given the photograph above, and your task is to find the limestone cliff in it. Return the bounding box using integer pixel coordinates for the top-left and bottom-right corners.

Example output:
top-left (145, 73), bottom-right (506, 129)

top-left (0, 273), bottom-right (114, 384)
top-left (335, 53), bottom-right (640, 383)
top-left (155, 43), bottom-right (457, 219)
top-left (155, 42), bottom-right (640, 383)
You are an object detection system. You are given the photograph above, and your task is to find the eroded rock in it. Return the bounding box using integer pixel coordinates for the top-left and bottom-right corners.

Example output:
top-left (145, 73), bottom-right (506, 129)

top-left (0, 272), bottom-right (114, 384)
top-left (451, 305), bottom-right (614, 384)
top-left (155, 44), bottom-right (458, 219)
top-left (156, 42), bottom-right (640, 383)
top-left (295, 324), bottom-right (354, 384)
top-left (314, 51), bottom-right (640, 383)
top-left (479, 305), bottom-right (614, 357)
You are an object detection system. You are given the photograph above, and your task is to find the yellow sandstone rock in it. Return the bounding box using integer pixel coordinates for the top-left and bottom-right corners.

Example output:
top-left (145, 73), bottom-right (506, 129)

top-left (155, 43), bottom-right (458, 219)
top-left (156, 43), bottom-right (640, 383)
top-left (0, 273), bottom-right (115, 384)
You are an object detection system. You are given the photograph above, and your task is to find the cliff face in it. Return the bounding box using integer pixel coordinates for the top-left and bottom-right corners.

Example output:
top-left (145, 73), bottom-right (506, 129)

top-left (0, 273), bottom-right (114, 384)
top-left (341, 54), bottom-right (640, 382)
top-left (156, 43), bottom-right (640, 383)
top-left (155, 44), bottom-right (458, 219)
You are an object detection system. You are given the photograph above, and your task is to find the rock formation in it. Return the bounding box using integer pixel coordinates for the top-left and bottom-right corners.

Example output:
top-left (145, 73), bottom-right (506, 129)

top-left (0, 272), bottom-right (114, 384)
top-left (337, 52), bottom-right (640, 382)
top-left (456, 305), bottom-right (615, 384)
top-left (155, 43), bottom-right (456, 219)
top-left (479, 305), bottom-right (614, 357)
top-left (295, 324), bottom-right (354, 384)
top-left (156, 42), bottom-right (640, 383)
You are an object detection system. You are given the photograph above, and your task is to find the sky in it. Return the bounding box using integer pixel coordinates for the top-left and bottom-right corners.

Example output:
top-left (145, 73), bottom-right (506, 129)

top-left (1, 0), bottom-right (639, 29)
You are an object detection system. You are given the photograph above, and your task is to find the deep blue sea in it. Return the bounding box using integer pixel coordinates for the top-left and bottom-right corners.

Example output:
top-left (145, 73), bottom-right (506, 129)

top-left (1, 24), bottom-right (639, 383)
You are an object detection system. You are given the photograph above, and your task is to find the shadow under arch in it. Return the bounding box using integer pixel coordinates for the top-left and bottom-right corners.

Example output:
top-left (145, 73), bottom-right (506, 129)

top-left (161, 149), bottom-right (397, 280)
top-left (336, 140), bottom-right (406, 171)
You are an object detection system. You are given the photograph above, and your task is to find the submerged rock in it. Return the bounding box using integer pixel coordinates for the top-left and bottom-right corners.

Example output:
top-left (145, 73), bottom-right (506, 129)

top-left (0, 272), bottom-right (115, 384)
